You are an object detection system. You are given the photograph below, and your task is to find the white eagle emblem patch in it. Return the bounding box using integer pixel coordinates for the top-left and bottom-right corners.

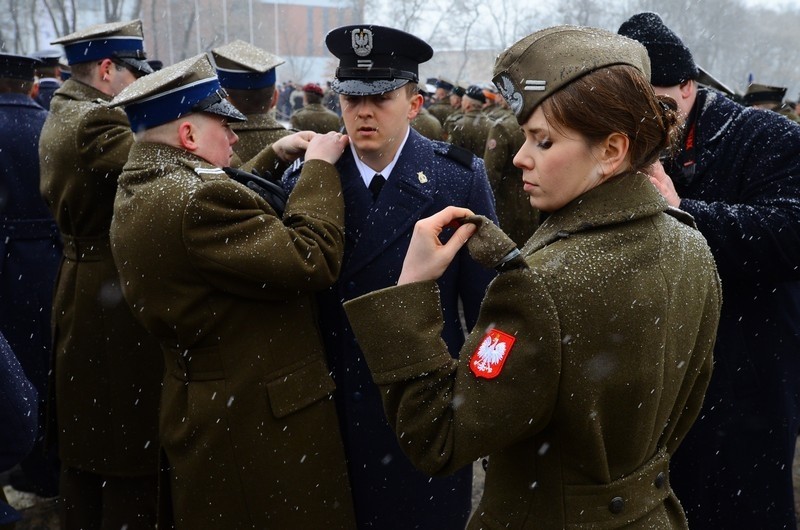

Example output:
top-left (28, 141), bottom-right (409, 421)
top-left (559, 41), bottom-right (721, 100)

top-left (470, 328), bottom-right (516, 379)
top-left (352, 28), bottom-right (373, 57)
top-left (495, 74), bottom-right (523, 117)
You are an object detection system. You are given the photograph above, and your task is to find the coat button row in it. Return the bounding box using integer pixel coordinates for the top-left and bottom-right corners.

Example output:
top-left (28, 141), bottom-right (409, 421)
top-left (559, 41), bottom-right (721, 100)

top-left (608, 496), bottom-right (625, 514)
top-left (607, 472), bottom-right (665, 515)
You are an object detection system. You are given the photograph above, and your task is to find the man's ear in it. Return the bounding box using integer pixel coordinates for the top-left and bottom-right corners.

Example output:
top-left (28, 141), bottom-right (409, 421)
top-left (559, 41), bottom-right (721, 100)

top-left (177, 120), bottom-right (199, 152)
top-left (98, 58), bottom-right (114, 82)
top-left (598, 131), bottom-right (630, 178)
top-left (408, 92), bottom-right (423, 121)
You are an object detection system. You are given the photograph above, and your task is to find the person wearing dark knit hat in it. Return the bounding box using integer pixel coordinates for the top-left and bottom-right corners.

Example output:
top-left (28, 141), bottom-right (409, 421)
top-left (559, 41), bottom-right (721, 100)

top-left (621, 11), bottom-right (800, 530)
top-left (282, 23), bottom-right (497, 530)
top-left (617, 12), bottom-right (698, 87)
top-left (618, 12), bottom-right (735, 107)
top-left (290, 82), bottom-right (342, 133)
top-left (341, 23), bottom-right (722, 530)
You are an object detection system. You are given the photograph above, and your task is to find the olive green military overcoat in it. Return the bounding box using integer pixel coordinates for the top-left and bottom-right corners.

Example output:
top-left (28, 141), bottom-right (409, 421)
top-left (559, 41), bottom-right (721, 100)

top-left (38, 79), bottom-right (162, 475)
top-left (345, 173), bottom-right (721, 529)
top-left (290, 103), bottom-right (342, 134)
top-left (110, 142), bottom-right (355, 529)
top-left (230, 112), bottom-right (291, 163)
top-left (428, 98), bottom-right (456, 125)
top-left (444, 108), bottom-right (492, 157)
top-left (411, 106), bottom-right (445, 141)
top-left (483, 108), bottom-right (539, 247)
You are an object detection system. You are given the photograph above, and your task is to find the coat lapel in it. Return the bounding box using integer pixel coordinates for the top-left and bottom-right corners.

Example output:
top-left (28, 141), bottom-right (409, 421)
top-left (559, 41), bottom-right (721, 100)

top-left (342, 131), bottom-right (436, 276)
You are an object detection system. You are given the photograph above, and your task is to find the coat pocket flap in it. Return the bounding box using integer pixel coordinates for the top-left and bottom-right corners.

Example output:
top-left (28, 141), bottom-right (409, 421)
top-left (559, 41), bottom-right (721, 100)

top-left (266, 357), bottom-right (336, 419)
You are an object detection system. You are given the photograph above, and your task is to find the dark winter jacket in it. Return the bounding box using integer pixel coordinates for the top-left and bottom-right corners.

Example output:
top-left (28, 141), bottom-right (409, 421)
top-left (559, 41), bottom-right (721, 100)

top-left (667, 87), bottom-right (800, 529)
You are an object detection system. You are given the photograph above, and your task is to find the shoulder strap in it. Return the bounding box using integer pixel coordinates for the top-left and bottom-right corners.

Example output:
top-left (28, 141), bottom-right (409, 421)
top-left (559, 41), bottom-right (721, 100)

top-left (222, 166), bottom-right (288, 216)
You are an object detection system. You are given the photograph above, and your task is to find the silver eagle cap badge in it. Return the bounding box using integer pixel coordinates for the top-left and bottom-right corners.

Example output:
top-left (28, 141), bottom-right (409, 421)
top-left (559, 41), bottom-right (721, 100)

top-left (352, 28), bottom-right (373, 57)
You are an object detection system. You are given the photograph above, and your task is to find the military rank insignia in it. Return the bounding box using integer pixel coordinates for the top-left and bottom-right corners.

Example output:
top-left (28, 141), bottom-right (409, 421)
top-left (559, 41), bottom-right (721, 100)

top-left (470, 328), bottom-right (515, 379)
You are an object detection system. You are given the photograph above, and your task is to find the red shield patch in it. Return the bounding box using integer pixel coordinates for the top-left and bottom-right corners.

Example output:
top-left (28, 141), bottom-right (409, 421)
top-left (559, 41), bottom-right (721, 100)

top-left (470, 328), bottom-right (515, 379)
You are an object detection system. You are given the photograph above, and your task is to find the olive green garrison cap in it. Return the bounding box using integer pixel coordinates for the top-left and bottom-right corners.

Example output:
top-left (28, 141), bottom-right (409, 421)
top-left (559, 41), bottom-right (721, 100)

top-left (492, 25), bottom-right (651, 124)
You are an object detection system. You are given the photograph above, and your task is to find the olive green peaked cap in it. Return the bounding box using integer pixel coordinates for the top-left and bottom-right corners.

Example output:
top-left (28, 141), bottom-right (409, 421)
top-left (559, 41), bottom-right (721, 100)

top-left (110, 54), bottom-right (245, 132)
top-left (52, 19), bottom-right (152, 75)
top-left (492, 25), bottom-right (651, 125)
top-left (211, 40), bottom-right (284, 89)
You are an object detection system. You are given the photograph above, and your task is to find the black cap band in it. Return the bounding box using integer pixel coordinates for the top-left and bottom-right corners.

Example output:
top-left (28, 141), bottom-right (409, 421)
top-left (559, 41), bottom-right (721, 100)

top-left (335, 66), bottom-right (418, 83)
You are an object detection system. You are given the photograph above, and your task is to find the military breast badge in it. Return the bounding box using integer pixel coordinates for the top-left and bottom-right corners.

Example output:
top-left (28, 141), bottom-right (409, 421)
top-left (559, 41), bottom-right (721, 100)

top-left (470, 328), bottom-right (515, 379)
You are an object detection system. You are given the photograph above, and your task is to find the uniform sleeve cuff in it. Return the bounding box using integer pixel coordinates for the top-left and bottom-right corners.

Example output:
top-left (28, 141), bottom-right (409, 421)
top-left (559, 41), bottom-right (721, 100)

top-left (344, 281), bottom-right (453, 383)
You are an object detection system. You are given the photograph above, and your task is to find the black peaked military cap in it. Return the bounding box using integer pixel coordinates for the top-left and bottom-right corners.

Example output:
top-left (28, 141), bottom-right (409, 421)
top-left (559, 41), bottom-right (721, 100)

top-left (0, 53), bottom-right (42, 80)
top-left (326, 25), bottom-right (433, 96)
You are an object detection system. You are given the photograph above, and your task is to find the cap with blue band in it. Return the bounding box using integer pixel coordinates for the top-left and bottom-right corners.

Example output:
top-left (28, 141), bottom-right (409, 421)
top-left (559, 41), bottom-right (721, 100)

top-left (215, 67), bottom-right (277, 90)
top-left (211, 40), bottom-right (284, 91)
top-left (52, 19), bottom-right (153, 75)
top-left (62, 36), bottom-right (145, 65)
top-left (111, 54), bottom-right (246, 132)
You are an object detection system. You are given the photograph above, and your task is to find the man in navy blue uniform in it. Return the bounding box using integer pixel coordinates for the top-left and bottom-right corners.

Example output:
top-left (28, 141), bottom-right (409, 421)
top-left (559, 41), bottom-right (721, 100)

top-left (30, 48), bottom-right (63, 110)
top-left (0, 331), bottom-right (38, 527)
top-left (284, 24), bottom-right (497, 530)
top-left (0, 52), bottom-right (61, 499)
top-left (620, 12), bottom-right (800, 530)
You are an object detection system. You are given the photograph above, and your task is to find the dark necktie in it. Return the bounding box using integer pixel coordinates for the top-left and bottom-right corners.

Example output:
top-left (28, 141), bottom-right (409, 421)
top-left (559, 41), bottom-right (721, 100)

top-left (368, 173), bottom-right (385, 201)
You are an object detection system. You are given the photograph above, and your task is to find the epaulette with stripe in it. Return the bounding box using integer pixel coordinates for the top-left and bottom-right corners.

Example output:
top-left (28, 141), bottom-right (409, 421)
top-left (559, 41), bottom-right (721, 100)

top-left (434, 143), bottom-right (474, 169)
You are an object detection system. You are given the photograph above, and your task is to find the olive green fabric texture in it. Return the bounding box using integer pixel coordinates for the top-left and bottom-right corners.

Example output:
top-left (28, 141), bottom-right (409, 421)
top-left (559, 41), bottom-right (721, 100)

top-left (39, 79), bottom-right (162, 475)
top-left (345, 172), bottom-right (721, 529)
top-left (110, 142), bottom-right (355, 528)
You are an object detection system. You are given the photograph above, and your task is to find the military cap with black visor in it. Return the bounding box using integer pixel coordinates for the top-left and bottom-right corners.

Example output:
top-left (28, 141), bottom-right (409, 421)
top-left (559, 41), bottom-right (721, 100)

top-left (52, 19), bottom-right (153, 77)
top-left (110, 54), bottom-right (244, 132)
top-left (0, 53), bottom-right (42, 80)
top-left (326, 25), bottom-right (433, 95)
top-left (30, 48), bottom-right (61, 69)
top-left (211, 39), bottom-right (284, 90)
top-left (743, 83), bottom-right (787, 106)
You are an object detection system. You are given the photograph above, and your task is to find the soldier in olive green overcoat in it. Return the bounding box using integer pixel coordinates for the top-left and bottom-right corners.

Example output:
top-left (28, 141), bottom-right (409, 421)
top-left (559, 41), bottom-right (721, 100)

top-left (211, 40), bottom-right (292, 163)
top-left (109, 54), bottom-right (355, 529)
top-left (38, 20), bottom-right (162, 528)
top-left (344, 26), bottom-right (721, 529)
top-left (290, 83), bottom-right (342, 134)
top-left (483, 98), bottom-right (539, 246)
top-left (444, 85), bottom-right (493, 157)
top-left (411, 102), bottom-right (445, 141)
top-left (427, 78), bottom-right (457, 125)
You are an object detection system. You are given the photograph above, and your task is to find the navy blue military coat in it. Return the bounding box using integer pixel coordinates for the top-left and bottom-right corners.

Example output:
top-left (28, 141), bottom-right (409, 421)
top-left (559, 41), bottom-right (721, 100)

top-left (0, 331), bottom-right (37, 524)
top-left (666, 88), bottom-right (800, 529)
top-left (0, 93), bottom-right (60, 426)
top-left (285, 128), bottom-right (498, 529)
top-left (34, 79), bottom-right (60, 111)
